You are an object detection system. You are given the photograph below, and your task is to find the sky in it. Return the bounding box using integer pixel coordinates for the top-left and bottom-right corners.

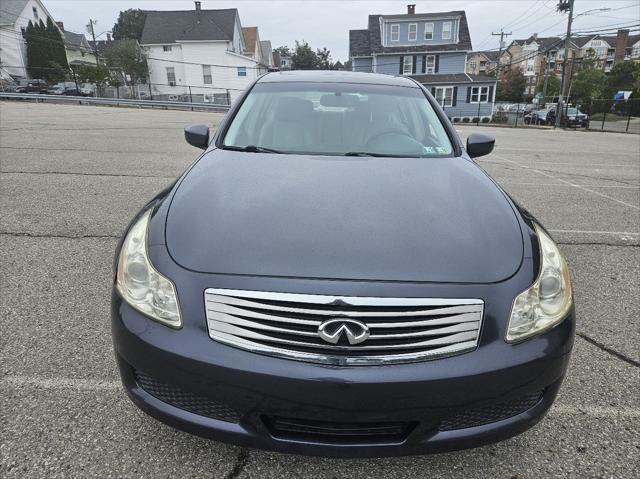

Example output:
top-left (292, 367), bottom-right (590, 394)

top-left (44, 0), bottom-right (640, 62)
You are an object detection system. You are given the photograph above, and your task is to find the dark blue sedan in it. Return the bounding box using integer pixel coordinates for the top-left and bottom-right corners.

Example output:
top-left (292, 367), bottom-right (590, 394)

top-left (112, 71), bottom-right (574, 457)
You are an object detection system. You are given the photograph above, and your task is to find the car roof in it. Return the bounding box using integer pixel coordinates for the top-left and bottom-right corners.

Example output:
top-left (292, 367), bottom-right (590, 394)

top-left (257, 70), bottom-right (419, 88)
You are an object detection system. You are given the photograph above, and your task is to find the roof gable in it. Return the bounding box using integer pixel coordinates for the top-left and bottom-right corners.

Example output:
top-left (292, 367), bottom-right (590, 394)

top-left (0, 0), bottom-right (29, 25)
top-left (242, 26), bottom-right (258, 53)
top-left (140, 8), bottom-right (238, 44)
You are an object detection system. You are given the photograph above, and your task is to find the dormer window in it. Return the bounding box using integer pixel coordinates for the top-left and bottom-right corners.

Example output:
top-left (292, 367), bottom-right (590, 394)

top-left (391, 24), bottom-right (400, 42)
top-left (442, 22), bottom-right (452, 40)
top-left (408, 24), bottom-right (417, 41)
top-left (163, 45), bottom-right (172, 52)
top-left (424, 23), bottom-right (434, 40)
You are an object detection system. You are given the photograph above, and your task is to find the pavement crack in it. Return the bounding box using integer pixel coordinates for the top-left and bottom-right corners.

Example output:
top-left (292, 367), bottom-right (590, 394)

top-left (577, 332), bottom-right (640, 368)
top-left (224, 447), bottom-right (249, 479)
top-left (0, 231), bottom-right (119, 239)
top-left (2, 170), bottom-right (176, 179)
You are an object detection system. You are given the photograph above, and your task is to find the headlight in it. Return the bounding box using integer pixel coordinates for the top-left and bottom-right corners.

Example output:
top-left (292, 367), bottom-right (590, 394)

top-left (116, 209), bottom-right (182, 328)
top-left (506, 224), bottom-right (572, 342)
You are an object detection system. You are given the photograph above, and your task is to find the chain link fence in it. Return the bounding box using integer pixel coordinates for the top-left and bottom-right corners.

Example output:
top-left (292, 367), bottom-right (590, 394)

top-left (489, 98), bottom-right (640, 134)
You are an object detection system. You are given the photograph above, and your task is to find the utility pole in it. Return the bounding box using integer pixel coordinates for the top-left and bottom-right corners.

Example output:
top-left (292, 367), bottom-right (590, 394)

top-left (556, 0), bottom-right (574, 128)
top-left (87, 19), bottom-right (99, 66)
top-left (492, 29), bottom-right (512, 80)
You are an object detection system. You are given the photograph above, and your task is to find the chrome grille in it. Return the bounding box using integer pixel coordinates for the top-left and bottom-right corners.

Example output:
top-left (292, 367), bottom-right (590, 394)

top-left (204, 289), bottom-right (484, 366)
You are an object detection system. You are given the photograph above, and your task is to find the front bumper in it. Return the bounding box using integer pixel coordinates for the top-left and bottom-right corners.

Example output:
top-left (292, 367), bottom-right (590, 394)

top-left (112, 295), bottom-right (574, 457)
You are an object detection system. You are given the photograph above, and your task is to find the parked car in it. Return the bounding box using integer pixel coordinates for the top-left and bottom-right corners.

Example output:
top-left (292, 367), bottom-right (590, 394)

top-left (112, 71), bottom-right (574, 457)
top-left (80, 83), bottom-right (96, 96)
top-left (15, 79), bottom-right (48, 93)
top-left (530, 107), bottom-right (553, 125)
top-left (49, 82), bottom-right (80, 96)
top-left (546, 107), bottom-right (589, 128)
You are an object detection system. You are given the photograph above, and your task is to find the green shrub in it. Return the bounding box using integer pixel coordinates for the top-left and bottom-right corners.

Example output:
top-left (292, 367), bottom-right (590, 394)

top-left (462, 117), bottom-right (470, 123)
top-left (472, 117), bottom-right (480, 123)
top-left (482, 117), bottom-right (490, 123)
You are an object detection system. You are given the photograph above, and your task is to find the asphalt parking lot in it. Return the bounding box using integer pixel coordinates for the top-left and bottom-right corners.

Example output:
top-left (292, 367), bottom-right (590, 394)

top-left (1, 101), bottom-right (639, 478)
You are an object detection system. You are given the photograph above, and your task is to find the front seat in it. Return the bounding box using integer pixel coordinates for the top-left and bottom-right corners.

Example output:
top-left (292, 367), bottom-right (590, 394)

top-left (258, 97), bottom-right (316, 150)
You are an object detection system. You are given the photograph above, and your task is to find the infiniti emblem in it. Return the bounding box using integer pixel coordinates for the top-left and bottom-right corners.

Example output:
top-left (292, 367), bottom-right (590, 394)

top-left (317, 318), bottom-right (370, 345)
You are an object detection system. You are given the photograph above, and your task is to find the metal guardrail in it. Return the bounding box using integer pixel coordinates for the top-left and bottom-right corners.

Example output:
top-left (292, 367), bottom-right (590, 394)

top-left (0, 92), bottom-right (231, 111)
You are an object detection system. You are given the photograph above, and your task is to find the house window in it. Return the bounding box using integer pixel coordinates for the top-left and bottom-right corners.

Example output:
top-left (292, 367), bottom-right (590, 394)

top-left (469, 61), bottom-right (477, 73)
top-left (202, 65), bottom-right (212, 84)
top-left (425, 55), bottom-right (435, 74)
top-left (435, 86), bottom-right (454, 107)
top-left (470, 86), bottom-right (490, 103)
top-left (166, 67), bottom-right (176, 86)
top-left (424, 23), bottom-right (434, 40)
top-left (32, 7), bottom-right (38, 20)
top-left (21, 27), bottom-right (26, 38)
top-left (163, 45), bottom-right (172, 52)
top-left (442, 22), bottom-right (452, 40)
top-left (237, 67), bottom-right (247, 77)
top-left (408, 24), bottom-right (417, 41)
top-left (402, 56), bottom-right (413, 75)
top-left (390, 24), bottom-right (400, 42)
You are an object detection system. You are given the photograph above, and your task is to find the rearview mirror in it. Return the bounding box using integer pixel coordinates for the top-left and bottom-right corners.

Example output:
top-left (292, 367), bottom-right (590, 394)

top-left (184, 124), bottom-right (210, 149)
top-left (466, 133), bottom-right (495, 158)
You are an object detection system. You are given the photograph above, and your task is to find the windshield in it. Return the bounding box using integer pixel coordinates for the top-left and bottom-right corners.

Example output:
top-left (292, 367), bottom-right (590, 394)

top-left (223, 82), bottom-right (453, 157)
top-left (566, 108), bottom-right (578, 115)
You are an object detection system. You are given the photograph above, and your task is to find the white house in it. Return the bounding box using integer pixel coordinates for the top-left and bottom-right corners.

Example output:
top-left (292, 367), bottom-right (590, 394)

top-left (0, 0), bottom-right (60, 80)
top-left (140, 2), bottom-right (269, 104)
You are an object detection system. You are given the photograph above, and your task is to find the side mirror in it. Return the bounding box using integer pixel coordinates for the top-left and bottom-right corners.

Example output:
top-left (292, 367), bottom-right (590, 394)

top-left (466, 133), bottom-right (495, 158)
top-left (184, 124), bottom-right (210, 149)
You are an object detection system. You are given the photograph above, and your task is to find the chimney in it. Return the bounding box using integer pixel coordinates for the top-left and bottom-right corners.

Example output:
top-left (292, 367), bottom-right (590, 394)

top-left (532, 33), bottom-right (538, 40)
top-left (106, 32), bottom-right (111, 42)
top-left (407, 4), bottom-right (416, 15)
top-left (56, 21), bottom-right (64, 31)
top-left (195, 1), bottom-right (201, 10)
top-left (615, 29), bottom-right (629, 63)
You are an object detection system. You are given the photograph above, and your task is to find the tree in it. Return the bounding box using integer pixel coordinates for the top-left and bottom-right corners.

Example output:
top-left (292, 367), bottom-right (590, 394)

top-left (76, 64), bottom-right (111, 85)
top-left (273, 46), bottom-right (291, 58)
top-left (290, 41), bottom-right (317, 70)
top-left (104, 39), bottom-right (148, 85)
top-left (536, 73), bottom-right (561, 97)
top-left (316, 47), bottom-right (334, 70)
top-left (570, 55), bottom-right (607, 104)
top-left (496, 68), bottom-right (526, 102)
top-left (25, 19), bottom-right (68, 82)
top-left (112, 9), bottom-right (147, 41)
top-left (606, 61), bottom-right (640, 98)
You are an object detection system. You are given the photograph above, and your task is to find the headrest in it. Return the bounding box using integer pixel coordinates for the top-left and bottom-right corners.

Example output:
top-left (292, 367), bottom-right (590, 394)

top-left (273, 96), bottom-right (314, 121)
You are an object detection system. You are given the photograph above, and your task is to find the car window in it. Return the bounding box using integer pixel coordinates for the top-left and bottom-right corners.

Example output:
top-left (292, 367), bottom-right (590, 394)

top-left (223, 82), bottom-right (453, 157)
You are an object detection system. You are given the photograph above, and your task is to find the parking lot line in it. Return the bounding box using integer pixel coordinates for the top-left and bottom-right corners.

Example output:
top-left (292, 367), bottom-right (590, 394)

top-left (499, 182), bottom-right (639, 189)
top-left (548, 229), bottom-right (640, 236)
top-left (482, 159), bottom-right (638, 168)
top-left (492, 155), bottom-right (640, 210)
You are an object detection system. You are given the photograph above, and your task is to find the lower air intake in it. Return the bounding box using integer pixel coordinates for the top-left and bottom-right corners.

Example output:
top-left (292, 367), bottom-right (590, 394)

top-left (439, 391), bottom-right (543, 431)
top-left (134, 370), bottom-right (239, 423)
top-left (264, 416), bottom-right (416, 445)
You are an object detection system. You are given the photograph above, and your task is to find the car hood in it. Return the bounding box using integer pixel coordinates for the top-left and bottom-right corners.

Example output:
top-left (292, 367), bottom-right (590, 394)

top-left (165, 150), bottom-right (524, 283)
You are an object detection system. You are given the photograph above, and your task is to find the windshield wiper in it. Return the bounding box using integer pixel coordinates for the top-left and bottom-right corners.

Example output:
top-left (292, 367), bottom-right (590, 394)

top-left (344, 151), bottom-right (389, 157)
top-left (344, 151), bottom-right (411, 158)
top-left (223, 145), bottom-right (282, 154)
